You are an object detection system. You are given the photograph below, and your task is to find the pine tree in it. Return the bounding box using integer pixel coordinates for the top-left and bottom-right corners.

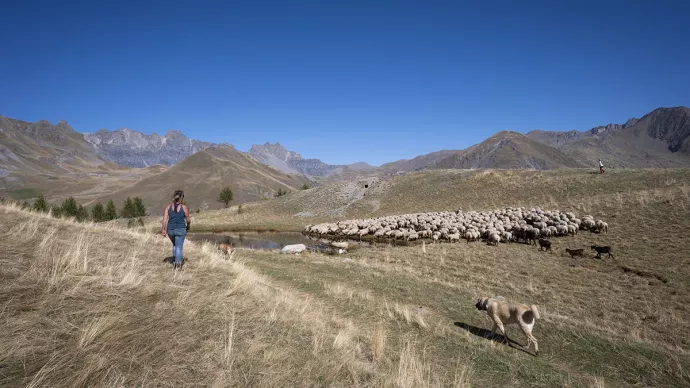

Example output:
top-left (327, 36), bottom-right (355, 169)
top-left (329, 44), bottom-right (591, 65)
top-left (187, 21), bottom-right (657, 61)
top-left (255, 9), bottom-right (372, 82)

top-left (33, 193), bottom-right (49, 213)
top-left (121, 197), bottom-right (136, 218)
top-left (133, 196), bottom-right (147, 217)
top-left (104, 199), bottom-right (117, 221)
top-left (76, 204), bottom-right (89, 222)
top-left (61, 197), bottom-right (79, 218)
top-left (91, 202), bottom-right (105, 222)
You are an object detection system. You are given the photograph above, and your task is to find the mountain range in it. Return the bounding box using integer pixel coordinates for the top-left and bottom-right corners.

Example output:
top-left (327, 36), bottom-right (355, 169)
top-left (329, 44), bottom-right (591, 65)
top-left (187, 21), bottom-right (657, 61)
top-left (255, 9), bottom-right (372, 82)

top-left (2, 105), bottom-right (689, 208)
top-left (380, 106), bottom-right (690, 172)
top-left (76, 106), bottom-right (690, 175)
top-left (84, 128), bottom-right (218, 168)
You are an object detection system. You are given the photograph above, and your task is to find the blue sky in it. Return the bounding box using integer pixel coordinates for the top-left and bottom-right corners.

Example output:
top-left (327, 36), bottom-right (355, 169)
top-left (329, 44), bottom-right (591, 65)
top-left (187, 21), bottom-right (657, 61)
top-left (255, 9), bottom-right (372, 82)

top-left (1, 0), bottom-right (689, 166)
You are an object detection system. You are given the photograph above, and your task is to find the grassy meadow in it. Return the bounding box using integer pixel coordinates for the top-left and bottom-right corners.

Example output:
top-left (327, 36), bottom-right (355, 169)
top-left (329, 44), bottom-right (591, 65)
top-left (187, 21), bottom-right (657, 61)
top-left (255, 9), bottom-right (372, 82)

top-left (2, 168), bottom-right (690, 387)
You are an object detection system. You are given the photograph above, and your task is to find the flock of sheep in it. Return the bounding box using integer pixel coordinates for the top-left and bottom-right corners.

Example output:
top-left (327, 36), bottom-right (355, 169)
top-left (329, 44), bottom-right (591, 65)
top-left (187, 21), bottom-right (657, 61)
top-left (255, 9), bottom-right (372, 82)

top-left (302, 207), bottom-right (608, 245)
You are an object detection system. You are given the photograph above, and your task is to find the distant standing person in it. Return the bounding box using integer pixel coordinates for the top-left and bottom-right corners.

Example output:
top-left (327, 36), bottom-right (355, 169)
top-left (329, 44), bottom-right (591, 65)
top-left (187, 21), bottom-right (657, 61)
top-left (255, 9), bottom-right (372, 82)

top-left (162, 190), bottom-right (191, 269)
top-left (599, 159), bottom-right (604, 174)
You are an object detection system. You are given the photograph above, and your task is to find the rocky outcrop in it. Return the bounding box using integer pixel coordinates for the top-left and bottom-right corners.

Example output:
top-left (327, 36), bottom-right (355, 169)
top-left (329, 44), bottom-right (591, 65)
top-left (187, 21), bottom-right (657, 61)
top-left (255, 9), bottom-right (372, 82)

top-left (83, 128), bottom-right (218, 167)
top-left (248, 142), bottom-right (341, 176)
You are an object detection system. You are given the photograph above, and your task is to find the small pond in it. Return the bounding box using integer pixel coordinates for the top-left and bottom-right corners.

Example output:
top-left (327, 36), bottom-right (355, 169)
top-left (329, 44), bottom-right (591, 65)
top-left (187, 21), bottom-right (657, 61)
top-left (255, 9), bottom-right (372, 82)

top-left (187, 231), bottom-right (374, 251)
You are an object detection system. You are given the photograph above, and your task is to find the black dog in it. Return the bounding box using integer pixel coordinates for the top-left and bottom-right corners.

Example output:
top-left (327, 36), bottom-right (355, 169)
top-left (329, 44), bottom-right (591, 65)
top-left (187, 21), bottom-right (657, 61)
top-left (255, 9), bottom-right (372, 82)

top-left (590, 245), bottom-right (614, 259)
top-left (538, 238), bottom-right (551, 252)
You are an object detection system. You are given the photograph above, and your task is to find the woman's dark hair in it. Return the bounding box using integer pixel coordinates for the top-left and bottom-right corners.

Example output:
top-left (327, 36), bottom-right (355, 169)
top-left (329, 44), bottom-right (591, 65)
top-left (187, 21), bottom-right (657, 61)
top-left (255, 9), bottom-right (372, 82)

top-left (173, 190), bottom-right (185, 203)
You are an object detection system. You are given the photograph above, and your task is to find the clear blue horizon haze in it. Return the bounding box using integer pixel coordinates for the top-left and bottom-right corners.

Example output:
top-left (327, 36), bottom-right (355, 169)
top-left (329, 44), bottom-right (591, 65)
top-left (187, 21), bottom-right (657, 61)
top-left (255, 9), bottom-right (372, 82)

top-left (1, 0), bottom-right (689, 166)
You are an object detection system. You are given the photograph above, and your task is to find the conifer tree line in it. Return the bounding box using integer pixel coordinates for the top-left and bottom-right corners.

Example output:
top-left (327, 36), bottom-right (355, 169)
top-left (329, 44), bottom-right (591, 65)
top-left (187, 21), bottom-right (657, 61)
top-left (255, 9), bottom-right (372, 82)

top-left (1, 194), bottom-right (148, 223)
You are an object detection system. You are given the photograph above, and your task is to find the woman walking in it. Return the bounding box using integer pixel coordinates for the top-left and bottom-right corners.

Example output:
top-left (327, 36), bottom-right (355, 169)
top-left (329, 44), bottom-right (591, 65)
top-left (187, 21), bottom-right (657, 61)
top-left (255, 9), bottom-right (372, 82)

top-left (162, 190), bottom-right (191, 269)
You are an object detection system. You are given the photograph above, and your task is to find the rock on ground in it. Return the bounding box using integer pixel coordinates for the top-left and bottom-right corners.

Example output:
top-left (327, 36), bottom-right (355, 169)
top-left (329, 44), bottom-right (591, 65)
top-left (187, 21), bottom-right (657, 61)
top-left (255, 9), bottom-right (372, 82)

top-left (281, 244), bottom-right (307, 254)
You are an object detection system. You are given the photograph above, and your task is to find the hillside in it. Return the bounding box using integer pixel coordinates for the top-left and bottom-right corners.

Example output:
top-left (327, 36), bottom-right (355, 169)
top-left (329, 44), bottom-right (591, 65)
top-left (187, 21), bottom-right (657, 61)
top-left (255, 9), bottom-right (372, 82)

top-left (192, 167), bottom-right (690, 231)
top-left (5, 167), bottom-right (690, 387)
top-left (3, 204), bottom-right (445, 387)
top-left (0, 116), bottom-right (109, 174)
top-left (0, 116), bottom-right (163, 205)
top-left (248, 142), bottom-right (375, 177)
top-left (84, 127), bottom-right (218, 167)
top-left (87, 145), bottom-right (315, 211)
top-left (527, 106), bottom-right (690, 168)
top-left (378, 149), bottom-right (460, 174)
top-left (429, 131), bottom-right (585, 170)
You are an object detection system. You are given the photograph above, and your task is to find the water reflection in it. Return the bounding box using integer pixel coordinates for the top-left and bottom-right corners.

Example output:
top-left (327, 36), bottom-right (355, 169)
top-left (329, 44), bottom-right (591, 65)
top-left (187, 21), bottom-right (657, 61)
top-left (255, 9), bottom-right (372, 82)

top-left (187, 231), bottom-right (373, 251)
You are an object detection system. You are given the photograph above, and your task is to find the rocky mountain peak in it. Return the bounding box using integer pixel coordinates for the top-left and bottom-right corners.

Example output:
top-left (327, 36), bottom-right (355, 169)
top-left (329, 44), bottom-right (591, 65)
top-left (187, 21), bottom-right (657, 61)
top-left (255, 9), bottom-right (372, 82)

top-left (248, 142), bottom-right (342, 176)
top-left (84, 127), bottom-right (215, 168)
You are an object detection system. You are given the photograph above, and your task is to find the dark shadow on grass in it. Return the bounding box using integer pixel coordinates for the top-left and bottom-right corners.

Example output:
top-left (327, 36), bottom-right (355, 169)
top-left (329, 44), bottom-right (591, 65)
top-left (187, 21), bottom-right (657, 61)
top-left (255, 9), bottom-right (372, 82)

top-left (454, 321), bottom-right (535, 356)
top-left (162, 256), bottom-right (187, 268)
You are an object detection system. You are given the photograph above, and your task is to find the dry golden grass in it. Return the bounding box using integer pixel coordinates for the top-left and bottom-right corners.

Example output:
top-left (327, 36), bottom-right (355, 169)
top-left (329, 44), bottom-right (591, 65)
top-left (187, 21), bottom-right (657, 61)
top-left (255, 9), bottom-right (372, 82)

top-left (1, 202), bottom-right (476, 387)
top-left (4, 168), bottom-right (690, 387)
top-left (184, 168), bottom-right (690, 387)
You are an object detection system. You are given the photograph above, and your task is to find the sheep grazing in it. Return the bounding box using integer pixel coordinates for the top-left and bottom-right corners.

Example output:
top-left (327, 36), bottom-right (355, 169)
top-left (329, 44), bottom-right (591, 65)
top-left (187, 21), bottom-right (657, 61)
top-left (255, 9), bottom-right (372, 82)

top-left (591, 245), bottom-right (614, 259)
top-left (488, 232), bottom-right (500, 246)
top-left (538, 238), bottom-right (552, 252)
top-left (564, 248), bottom-right (584, 258)
top-left (595, 220), bottom-right (609, 234)
top-left (302, 207), bottom-right (608, 247)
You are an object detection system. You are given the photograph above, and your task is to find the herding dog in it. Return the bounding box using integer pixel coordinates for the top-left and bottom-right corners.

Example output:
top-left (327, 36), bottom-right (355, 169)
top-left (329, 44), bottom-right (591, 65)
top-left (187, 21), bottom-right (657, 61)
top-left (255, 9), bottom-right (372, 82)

top-left (565, 248), bottom-right (585, 258)
top-left (590, 245), bottom-right (614, 259)
top-left (538, 238), bottom-right (552, 252)
top-left (475, 296), bottom-right (541, 355)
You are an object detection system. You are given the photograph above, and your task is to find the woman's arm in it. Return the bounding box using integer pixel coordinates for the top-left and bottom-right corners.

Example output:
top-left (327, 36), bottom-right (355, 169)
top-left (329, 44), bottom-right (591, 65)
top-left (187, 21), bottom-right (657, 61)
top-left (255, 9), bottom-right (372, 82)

top-left (183, 205), bottom-right (191, 231)
top-left (162, 204), bottom-right (170, 236)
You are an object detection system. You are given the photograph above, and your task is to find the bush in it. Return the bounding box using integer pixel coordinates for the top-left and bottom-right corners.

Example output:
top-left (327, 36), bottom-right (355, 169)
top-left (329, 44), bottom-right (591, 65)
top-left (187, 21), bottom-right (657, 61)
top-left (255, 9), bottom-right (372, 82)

top-left (51, 205), bottom-right (63, 218)
top-left (301, 184), bottom-right (309, 190)
top-left (274, 188), bottom-right (289, 197)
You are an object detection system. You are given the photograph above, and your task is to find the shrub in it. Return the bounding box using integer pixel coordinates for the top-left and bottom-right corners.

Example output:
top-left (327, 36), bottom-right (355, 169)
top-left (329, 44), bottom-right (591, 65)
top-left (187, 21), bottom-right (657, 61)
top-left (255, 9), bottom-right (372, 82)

top-left (274, 188), bottom-right (289, 197)
top-left (51, 205), bottom-right (63, 218)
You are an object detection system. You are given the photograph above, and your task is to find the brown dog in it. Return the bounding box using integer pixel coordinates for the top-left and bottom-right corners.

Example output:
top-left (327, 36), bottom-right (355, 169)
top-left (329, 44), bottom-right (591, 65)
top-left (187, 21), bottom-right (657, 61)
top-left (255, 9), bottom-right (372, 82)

top-left (475, 296), bottom-right (541, 355)
top-left (565, 248), bottom-right (584, 258)
top-left (218, 243), bottom-right (233, 255)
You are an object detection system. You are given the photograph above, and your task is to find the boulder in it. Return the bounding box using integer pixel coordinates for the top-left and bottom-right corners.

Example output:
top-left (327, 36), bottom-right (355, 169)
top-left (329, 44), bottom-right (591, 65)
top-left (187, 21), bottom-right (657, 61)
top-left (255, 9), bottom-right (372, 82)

top-left (280, 244), bottom-right (307, 254)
